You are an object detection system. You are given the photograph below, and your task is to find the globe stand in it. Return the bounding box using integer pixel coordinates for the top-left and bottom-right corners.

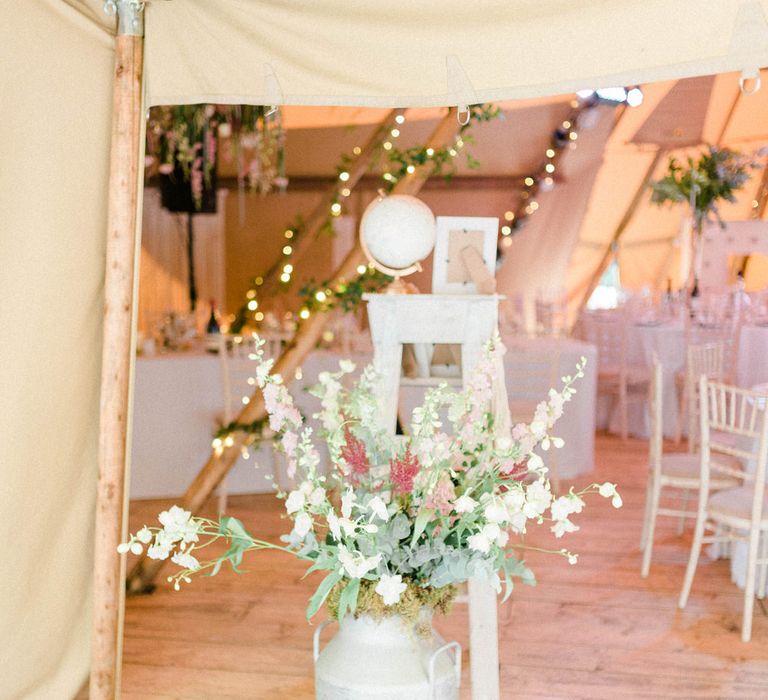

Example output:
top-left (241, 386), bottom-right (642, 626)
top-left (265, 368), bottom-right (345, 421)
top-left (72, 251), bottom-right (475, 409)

top-left (359, 234), bottom-right (423, 294)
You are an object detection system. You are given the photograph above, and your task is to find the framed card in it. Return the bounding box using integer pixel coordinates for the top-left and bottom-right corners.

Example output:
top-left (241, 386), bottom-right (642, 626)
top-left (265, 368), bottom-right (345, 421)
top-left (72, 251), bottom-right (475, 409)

top-left (431, 216), bottom-right (498, 294)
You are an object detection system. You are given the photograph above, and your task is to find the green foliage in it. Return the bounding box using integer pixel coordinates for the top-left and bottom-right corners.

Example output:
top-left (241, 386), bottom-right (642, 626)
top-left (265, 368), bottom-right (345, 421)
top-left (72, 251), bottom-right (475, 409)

top-left (649, 145), bottom-right (755, 229)
top-left (381, 104), bottom-right (501, 191)
top-left (326, 578), bottom-right (456, 631)
top-left (298, 267), bottom-right (393, 315)
top-left (307, 570), bottom-right (344, 621)
top-left (213, 417), bottom-right (268, 441)
top-left (209, 516), bottom-right (256, 576)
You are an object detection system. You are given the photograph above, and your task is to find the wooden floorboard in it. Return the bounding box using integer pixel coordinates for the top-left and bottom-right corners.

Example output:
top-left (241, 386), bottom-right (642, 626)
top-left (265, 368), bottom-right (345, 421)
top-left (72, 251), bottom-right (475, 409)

top-left (120, 434), bottom-right (768, 699)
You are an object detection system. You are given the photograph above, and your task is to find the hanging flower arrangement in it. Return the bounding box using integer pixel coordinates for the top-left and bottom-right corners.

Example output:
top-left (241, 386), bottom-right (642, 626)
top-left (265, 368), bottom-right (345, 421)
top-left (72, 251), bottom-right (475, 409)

top-left (145, 104), bottom-right (287, 211)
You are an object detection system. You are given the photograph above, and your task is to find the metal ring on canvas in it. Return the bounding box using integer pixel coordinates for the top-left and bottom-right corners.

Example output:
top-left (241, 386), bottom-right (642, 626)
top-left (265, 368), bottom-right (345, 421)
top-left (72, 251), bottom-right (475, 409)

top-left (740, 71), bottom-right (761, 95)
top-left (265, 105), bottom-right (279, 117)
top-left (457, 105), bottom-right (471, 126)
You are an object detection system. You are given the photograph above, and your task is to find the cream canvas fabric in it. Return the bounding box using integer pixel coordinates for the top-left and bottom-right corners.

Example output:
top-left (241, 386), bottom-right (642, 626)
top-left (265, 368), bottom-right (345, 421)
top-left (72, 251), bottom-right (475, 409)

top-left (0, 1), bottom-right (112, 697)
top-left (142, 0), bottom-right (768, 108)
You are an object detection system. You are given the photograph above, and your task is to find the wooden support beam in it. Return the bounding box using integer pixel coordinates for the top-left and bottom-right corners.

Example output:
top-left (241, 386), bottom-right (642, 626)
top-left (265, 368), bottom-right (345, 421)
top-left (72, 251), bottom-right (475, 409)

top-left (253, 109), bottom-right (403, 308)
top-left (90, 24), bottom-right (144, 700)
top-left (126, 108), bottom-right (462, 593)
top-left (177, 173), bottom-right (531, 192)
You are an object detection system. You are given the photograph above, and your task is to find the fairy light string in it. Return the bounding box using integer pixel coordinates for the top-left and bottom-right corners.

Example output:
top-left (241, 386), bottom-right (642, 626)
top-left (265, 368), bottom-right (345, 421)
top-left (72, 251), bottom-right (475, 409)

top-left (231, 105), bottom-right (501, 333)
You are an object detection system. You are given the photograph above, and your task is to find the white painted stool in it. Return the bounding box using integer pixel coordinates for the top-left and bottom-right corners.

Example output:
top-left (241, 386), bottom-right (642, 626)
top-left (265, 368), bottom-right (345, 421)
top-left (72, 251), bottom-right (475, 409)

top-left (364, 292), bottom-right (505, 700)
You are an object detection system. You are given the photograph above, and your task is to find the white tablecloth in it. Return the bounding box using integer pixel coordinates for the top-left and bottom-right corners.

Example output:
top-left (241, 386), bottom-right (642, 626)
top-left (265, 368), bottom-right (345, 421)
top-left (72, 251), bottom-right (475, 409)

top-left (132, 336), bottom-right (598, 498)
top-left (502, 336), bottom-right (597, 478)
top-left (737, 325), bottom-right (768, 388)
top-left (131, 349), bottom-right (369, 499)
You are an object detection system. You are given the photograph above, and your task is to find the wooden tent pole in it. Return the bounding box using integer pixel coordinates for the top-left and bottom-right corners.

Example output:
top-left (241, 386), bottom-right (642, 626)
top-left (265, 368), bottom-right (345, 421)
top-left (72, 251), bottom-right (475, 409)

top-left (127, 108), bottom-right (461, 592)
top-left (572, 149), bottom-right (665, 314)
top-left (253, 109), bottom-right (403, 307)
top-left (90, 2), bottom-right (144, 697)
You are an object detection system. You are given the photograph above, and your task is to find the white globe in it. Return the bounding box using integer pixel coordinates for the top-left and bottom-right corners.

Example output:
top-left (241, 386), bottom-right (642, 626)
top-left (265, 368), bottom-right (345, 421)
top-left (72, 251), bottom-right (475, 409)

top-left (360, 194), bottom-right (436, 273)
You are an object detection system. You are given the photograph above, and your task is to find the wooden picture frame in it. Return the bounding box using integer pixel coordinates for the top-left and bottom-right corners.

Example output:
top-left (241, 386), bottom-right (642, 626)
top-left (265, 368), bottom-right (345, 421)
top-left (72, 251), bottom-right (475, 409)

top-left (432, 216), bottom-right (498, 294)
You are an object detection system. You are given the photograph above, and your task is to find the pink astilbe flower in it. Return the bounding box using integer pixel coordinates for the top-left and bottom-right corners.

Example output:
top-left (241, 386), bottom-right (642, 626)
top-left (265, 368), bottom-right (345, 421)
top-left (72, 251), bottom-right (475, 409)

top-left (390, 446), bottom-right (420, 495)
top-left (339, 426), bottom-right (369, 484)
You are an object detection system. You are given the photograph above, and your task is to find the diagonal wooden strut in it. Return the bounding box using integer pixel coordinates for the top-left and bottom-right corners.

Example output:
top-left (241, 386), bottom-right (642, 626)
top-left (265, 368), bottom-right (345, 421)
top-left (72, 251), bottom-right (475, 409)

top-left (249, 108), bottom-right (404, 313)
top-left (126, 108), bottom-right (462, 593)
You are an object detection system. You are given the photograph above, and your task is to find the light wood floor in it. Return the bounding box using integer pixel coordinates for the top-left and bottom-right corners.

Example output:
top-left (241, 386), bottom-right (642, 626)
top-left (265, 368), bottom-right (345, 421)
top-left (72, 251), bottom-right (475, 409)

top-left (121, 435), bottom-right (768, 699)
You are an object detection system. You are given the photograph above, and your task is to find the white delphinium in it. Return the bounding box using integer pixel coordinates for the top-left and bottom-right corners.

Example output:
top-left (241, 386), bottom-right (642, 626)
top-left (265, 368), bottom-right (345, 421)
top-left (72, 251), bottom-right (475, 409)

top-left (171, 551), bottom-right (200, 571)
top-left (158, 505), bottom-right (200, 544)
top-left (366, 495), bottom-right (389, 522)
top-left (337, 545), bottom-right (381, 579)
top-left (468, 522), bottom-right (508, 554)
top-left (467, 532), bottom-right (492, 554)
top-left (483, 496), bottom-right (509, 524)
top-left (453, 494), bottom-right (478, 514)
top-left (327, 510), bottom-right (356, 541)
top-left (292, 512), bottom-right (313, 538)
top-left (285, 489), bottom-right (305, 514)
top-left (598, 482), bottom-right (623, 508)
top-left (308, 486), bottom-right (326, 508)
top-left (551, 518), bottom-right (579, 538)
top-left (550, 493), bottom-right (585, 522)
top-left (341, 489), bottom-right (355, 518)
top-left (523, 480), bottom-right (552, 519)
top-left (375, 574), bottom-right (408, 606)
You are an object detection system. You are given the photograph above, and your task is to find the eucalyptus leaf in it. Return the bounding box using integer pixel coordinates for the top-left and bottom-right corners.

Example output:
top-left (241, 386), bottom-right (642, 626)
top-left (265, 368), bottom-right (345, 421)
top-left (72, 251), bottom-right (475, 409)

top-left (307, 570), bottom-right (343, 621)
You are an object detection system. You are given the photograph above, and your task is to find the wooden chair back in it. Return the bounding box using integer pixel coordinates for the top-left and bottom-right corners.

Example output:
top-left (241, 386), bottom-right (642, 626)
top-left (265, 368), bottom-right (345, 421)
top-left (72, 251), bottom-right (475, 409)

top-left (217, 333), bottom-right (262, 423)
top-left (699, 378), bottom-right (768, 493)
top-left (579, 312), bottom-right (627, 379)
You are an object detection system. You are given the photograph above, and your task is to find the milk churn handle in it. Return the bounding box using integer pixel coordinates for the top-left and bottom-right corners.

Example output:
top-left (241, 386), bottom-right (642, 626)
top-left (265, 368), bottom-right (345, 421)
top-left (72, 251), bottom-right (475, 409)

top-left (313, 619), bottom-right (336, 663)
top-left (428, 640), bottom-right (462, 698)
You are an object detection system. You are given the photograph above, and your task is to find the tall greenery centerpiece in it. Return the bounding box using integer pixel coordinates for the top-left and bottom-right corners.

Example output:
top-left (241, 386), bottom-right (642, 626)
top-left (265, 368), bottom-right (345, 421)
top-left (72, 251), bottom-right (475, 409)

top-left (649, 145), bottom-right (754, 293)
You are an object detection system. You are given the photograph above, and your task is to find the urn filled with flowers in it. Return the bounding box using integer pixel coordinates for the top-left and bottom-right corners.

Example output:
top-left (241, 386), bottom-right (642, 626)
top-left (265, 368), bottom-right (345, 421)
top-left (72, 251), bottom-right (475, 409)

top-left (120, 337), bottom-right (621, 698)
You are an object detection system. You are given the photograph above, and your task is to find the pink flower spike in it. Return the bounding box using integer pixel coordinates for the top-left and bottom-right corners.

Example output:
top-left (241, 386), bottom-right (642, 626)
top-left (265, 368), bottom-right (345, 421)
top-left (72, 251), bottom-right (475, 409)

top-left (339, 426), bottom-right (369, 484)
top-left (390, 446), bottom-right (420, 495)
